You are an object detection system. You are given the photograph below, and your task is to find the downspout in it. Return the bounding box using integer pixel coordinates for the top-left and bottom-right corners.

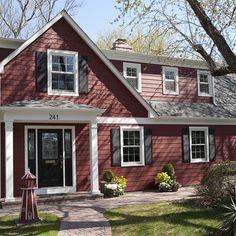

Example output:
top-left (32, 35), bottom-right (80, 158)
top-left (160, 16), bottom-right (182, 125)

top-left (212, 76), bottom-right (217, 105)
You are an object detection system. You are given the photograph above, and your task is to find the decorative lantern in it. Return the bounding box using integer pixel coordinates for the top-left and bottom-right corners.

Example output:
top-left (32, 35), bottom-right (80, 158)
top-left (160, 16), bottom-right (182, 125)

top-left (19, 169), bottom-right (39, 223)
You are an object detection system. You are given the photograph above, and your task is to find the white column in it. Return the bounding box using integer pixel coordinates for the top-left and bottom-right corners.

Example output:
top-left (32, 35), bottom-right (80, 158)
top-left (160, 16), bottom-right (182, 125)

top-left (5, 121), bottom-right (14, 201)
top-left (89, 120), bottom-right (100, 194)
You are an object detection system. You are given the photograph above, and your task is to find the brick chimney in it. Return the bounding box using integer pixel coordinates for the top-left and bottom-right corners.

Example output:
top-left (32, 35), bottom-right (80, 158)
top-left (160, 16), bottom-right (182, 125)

top-left (112, 38), bottom-right (133, 52)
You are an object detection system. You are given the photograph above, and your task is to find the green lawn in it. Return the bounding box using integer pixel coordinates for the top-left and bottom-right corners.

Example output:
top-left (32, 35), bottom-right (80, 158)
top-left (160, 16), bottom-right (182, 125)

top-left (105, 201), bottom-right (225, 236)
top-left (0, 212), bottom-right (60, 236)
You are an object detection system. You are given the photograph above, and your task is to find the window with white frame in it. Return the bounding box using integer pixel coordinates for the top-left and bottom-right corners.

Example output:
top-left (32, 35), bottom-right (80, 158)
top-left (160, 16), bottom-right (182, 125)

top-left (120, 127), bottom-right (144, 166)
top-left (190, 127), bottom-right (209, 163)
top-left (197, 71), bottom-right (213, 96)
top-left (163, 66), bottom-right (179, 95)
top-left (48, 49), bottom-right (78, 96)
top-left (123, 63), bottom-right (141, 92)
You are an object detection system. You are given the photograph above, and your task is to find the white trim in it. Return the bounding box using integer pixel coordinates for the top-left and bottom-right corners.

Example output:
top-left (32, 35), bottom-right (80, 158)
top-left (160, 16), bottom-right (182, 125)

top-left (0, 37), bottom-right (25, 49)
top-left (0, 11), bottom-right (157, 118)
top-left (189, 127), bottom-right (209, 163)
top-left (0, 122), bottom-right (1, 198)
top-left (197, 70), bottom-right (213, 97)
top-left (89, 121), bottom-right (100, 194)
top-left (97, 116), bottom-right (236, 125)
top-left (162, 66), bottom-right (179, 95)
top-left (120, 126), bottom-right (145, 167)
top-left (24, 126), bottom-right (76, 195)
top-left (5, 121), bottom-right (15, 201)
top-left (47, 49), bottom-right (79, 96)
top-left (123, 62), bottom-right (142, 92)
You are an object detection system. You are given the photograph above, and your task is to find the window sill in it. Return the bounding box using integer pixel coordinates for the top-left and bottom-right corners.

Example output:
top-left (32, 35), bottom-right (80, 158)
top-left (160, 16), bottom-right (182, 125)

top-left (48, 91), bottom-right (79, 96)
top-left (198, 93), bottom-right (212, 97)
top-left (190, 159), bottom-right (209, 163)
top-left (163, 92), bottom-right (179, 96)
top-left (121, 163), bottom-right (145, 167)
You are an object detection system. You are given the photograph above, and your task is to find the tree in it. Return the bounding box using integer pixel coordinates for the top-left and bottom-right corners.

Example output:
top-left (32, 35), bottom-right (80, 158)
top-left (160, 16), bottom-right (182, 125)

top-left (96, 27), bottom-right (167, 55)
top-left (0, 0), bottom-right (82, 39)
top-left (115, 0), bottom-right (236, 76)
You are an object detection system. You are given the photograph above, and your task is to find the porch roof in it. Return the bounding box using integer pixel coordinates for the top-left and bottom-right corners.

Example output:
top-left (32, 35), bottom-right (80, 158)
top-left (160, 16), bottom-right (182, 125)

top-left (0, 100), bottom-right (105, 114)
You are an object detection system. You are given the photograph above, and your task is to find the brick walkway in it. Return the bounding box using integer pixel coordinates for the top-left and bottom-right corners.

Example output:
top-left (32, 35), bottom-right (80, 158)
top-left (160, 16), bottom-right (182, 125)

top-left (0, 187), bottom-right (196, 236)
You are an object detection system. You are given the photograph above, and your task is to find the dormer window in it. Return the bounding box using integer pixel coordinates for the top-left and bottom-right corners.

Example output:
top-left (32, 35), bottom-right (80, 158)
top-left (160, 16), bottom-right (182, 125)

top-left (162, 66), bottom-right (179, 95)
top-left (48, 49), bottom-right (78, 96)
top-left (197, 71), bottom-right (213, 97)
top-left (123, 62), bottom-right (141, 92)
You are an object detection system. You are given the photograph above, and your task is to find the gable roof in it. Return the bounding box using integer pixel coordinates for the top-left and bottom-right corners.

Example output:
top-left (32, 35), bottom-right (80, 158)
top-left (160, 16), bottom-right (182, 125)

top-left (0, 11), bottom-right (157, 118)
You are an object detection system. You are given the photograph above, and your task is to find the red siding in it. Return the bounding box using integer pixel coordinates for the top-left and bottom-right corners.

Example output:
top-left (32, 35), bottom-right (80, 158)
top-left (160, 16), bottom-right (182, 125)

top-left (98, 124), bottom-right (236, 191)
top-left (111, 60), bottom-right (212, 103)
top-left (1, 19), bottom-right (148, 118)
top-left (0, 48), bottom-right (14, 61)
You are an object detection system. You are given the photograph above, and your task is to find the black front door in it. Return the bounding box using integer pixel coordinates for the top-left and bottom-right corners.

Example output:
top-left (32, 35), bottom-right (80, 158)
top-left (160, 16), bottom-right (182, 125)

top-left (38, 129), bottom-right (63, 188)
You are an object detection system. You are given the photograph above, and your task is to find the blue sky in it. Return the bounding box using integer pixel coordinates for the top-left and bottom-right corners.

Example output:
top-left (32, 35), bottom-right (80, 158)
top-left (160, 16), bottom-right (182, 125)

top-left (74, 0), bottom-right (121, 42)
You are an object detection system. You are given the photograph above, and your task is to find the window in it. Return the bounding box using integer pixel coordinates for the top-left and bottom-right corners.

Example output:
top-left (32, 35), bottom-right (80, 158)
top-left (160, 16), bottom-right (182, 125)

top-left (163, 67), bottom-right (179, 95)
top-left (123, 63), bottom-right (141, 92)
top-left (197, 71), bottom-right (213, 96)
top-left (48, 49), bottom-right (78, 96)
top-left (189, 127), bottom-right (209, 163)
top-left (120, 127), bottom-right (144, 166)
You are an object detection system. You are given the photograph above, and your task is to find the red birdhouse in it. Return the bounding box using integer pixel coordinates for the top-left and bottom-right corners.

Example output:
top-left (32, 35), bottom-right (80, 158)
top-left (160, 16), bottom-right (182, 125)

top-left (19, 170), bottom-right (39, 223)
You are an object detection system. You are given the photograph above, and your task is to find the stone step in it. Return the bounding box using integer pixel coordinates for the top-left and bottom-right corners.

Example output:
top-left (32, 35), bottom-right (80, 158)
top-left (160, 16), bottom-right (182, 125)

top-left (0, 192), bottom-right (103, 208)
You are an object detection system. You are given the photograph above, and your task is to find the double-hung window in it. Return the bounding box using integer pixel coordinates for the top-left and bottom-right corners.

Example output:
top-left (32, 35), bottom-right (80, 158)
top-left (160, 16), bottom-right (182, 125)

top-left (120, 127), bottom-right (144, 166)
top-left (189, 127), bottom-right (209, 163)
top-left (197, 71), bottom-right (213, 97)
top-left (163, 66), bottom-right (179, 95)
top-left (123, 63), bottom-right (141, 92)
top-left (48, 49), bottom-right (78, 96)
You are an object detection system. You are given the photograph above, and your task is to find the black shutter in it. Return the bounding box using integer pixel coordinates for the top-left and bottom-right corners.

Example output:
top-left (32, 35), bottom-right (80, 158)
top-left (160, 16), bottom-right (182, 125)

top-left (144, 128), bottom-right (152, 165)
top-left (209, 128), bottom-right (216, 161)
top-left (111, 128), bottom-right (121, 166)
top-left (79, 56), bottom-right (88, 93)
top-left (36, 52), bottom-right (47, 92)
top-left (182, 128), bottom-right (190, 163)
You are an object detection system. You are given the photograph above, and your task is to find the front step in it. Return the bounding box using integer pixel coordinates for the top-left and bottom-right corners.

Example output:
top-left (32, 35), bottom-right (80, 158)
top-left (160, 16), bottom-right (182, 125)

top-left (1, 192), bottom-right (103, 208)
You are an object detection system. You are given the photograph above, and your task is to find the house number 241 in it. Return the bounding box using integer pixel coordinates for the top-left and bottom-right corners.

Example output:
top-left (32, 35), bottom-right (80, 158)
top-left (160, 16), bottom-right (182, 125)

top-left (49, 114), bottom-right (59, 120)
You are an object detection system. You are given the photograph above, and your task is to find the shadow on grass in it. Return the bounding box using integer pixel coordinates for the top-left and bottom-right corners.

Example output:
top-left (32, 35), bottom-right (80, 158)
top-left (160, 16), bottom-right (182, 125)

top-left (0, 213), bottom-right (60, 236)
top-left (105, 201), bottom-right (226, 236)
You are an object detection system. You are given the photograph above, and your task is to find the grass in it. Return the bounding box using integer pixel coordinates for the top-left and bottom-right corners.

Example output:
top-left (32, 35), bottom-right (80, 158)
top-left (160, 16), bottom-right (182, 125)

top-left (105, 201), bottom-right (226, 236)
top-left (0, 212), bottom-right (60, 236)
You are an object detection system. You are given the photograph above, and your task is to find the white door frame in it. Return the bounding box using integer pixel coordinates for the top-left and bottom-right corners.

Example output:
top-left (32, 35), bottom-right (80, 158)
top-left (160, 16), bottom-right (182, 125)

top-left (24, 125), bottom-right (76, 195)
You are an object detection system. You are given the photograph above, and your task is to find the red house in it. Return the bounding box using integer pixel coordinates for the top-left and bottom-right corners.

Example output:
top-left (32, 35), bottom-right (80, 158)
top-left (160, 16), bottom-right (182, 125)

top-left (0, 11), bottom-right (235, 202)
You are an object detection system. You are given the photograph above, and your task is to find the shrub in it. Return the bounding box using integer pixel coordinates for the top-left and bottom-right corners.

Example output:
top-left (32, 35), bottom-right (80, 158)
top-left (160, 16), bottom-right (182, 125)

top-left (169, 180), bottom-right (182, 192)
top-left (113, 176), bottom-right (127, 189)
top-left (154, 172), bottom-right (171, 185)
top-left (159, 182), bottom-right (171, 192)
top-left (197, 161), bottom-right (236, 206)
top-left (103, 170), bottom-right (114, 183)
top-left (162, 163), bottom-right (175, 178)
top-left (219, 198), bottom-right (236, 236)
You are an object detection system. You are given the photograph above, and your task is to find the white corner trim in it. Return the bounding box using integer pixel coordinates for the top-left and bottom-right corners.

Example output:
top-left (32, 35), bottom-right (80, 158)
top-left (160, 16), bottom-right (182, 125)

top-left (162, 66), bottom-right (179, 95)
top-left (0, 10), bottom-right (157, 118)
top-left (123, 62), bottom-right (142, 92)
top-left (197, 70), bottom-right (213, 97)
top-left (120, 126), bottom-right (145, 167)
top-left (47, 49), bottom-right (79, 96)
top-left (189, 126), bottom-right (209, 163)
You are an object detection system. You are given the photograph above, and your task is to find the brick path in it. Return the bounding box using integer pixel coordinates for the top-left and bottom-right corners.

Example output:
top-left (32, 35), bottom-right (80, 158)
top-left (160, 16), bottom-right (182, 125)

top-left (0, 187), bottom-right (196, 236)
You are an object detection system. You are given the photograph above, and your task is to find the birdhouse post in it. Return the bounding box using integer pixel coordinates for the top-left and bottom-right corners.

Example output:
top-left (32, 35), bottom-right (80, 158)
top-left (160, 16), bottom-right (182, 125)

top-left (19, 170), bottom-right (39, 223)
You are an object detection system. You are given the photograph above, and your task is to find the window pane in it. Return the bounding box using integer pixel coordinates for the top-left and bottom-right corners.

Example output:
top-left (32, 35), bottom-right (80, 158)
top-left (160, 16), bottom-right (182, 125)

top-left (165, 80), bottom-right (176, 92)
top-left (52, 55), bottom-right (74, 73)
top-left (28, 129), bottom-right (36, 175)
top-left (127, 77), bottom-right (138, 89)
top-left (52, 73), bottom-right (74, 91)
top-left (165, 71), bottom-right (175, 80)
top-left (200, 84), bottom-right (209, 94)
top-left (65, 129), bottom-right (72, 186)
top-left (42, 133), bottom-right (58, 160)
top-left (127, 67), bottom-right (137, 77)
top-left (200, 74), bottom-right (209, 83)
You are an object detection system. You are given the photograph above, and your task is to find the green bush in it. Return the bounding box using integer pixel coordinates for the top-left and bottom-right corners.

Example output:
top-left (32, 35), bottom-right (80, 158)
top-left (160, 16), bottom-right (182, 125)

top-left (197, 161), bottom-right (236, 206)
top-left (220, 198), bottom-right (236, 236)
top-left (103, 170), bottom-right (115, 182)
top-left (159, 182), bottom-right (171, 192)
top-left (113, 176), bottom-right (127, 189)
top-left (154, 172), bottom-right (171, 185)
top-left (162, 163), bottom-right (175, 178)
